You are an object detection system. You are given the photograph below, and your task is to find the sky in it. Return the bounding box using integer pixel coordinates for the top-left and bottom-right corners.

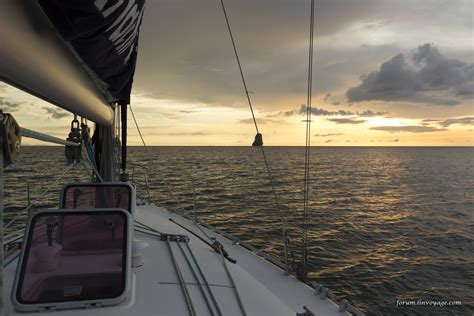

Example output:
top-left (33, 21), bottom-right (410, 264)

top-left (1, 0), bottom-right (473, 146)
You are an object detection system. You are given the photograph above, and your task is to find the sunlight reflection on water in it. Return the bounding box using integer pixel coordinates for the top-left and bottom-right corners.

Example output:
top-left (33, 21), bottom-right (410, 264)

top-left (3, 146), bottom-right (474, 315)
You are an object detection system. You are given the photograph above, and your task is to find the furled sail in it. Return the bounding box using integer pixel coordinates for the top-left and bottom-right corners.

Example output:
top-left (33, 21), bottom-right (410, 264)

top-left (38, 0), bottom-right (146, 105)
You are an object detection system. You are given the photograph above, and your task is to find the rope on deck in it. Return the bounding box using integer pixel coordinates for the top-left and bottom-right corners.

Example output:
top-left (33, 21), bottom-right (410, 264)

top-left (176, 241), bottom-right (216, 316)
top-left (184, 242), bottom-right (223, 316)
top-left (165, 238), bottom-right (197, 316)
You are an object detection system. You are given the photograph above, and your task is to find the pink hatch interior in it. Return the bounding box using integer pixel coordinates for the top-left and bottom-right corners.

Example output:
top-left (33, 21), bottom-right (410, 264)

top-left (17, 199), bottom-right (129, 305)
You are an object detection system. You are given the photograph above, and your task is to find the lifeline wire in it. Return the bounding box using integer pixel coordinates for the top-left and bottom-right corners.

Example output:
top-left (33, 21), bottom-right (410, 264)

top-left (128, 103), bottom-right (189, 213)
top-left (4, 163), bottom-right (75, 229)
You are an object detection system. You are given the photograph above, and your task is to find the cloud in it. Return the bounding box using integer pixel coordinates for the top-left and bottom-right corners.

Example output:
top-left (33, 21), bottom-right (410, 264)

top-left (370, 125), bottom-right (447, 133)
top-left (283, 105), bottom-right (388, 117)
top-left (346, 44), bottom-right (474, 106)
top-left (327, 118), bottom-right (366, 124)
top-left (239, 118), bottom-right (284, 124)
top-left (304, 106), bottom-right (354, 116)
top-left (280, 110), bottom-right (299, 117)
top-left (314, 133), bottom-right (343, 137)
top-left (0, 97), bottom-right (24, 112)
top-left (323, 92), bottom-right (341, 105)
top-left (325, 139), bottom-right (333, 143)
top-left (438, 117), bottom-right (474, 127)
top-left (357, 109), bottom-right (389, 117)
top-left (167, 132), bottom-right (210, 136)
top-left (134, 0), bottom-right (460, 110)
top-left (179, 110), bottom-right (200, 114)
top-left (42, 107), bottom-right (69, 119)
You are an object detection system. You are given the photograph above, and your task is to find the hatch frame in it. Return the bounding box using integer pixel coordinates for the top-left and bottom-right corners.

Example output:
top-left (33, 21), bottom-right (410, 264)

top-left (11, 208), bottom-right (132, 312)
top-left (60, 182), bottom-right (136, 215)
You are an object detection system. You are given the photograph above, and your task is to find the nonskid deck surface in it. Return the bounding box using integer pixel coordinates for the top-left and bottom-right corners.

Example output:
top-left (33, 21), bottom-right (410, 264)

top-left (3, 204), bottom-right (346, 316)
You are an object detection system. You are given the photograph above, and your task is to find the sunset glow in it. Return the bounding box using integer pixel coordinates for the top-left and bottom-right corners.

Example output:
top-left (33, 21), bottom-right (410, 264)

top-left (1, 0), bottom-right (472, 146)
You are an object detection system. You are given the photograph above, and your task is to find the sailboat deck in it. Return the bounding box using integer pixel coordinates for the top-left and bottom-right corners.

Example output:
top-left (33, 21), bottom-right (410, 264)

top-left (3, 203), bottom-right (347, 315)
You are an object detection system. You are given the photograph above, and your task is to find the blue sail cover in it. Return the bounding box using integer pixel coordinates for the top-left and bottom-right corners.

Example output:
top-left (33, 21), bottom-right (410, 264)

top-left (38, 0), bottom-right (145, 104)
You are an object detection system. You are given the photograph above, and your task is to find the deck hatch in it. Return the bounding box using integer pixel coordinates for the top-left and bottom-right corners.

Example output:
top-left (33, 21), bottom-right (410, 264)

top-left (61, 182), bottom-right (135, 214)
top-left (11, 209), bottom-right (132, 312)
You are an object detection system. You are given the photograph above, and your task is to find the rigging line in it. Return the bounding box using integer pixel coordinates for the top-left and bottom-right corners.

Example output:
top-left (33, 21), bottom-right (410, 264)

top-left (82, 143), bottom-right (103, 182)
top-left (166, 238), bottom-right (197, 316)
top-left (169, 218), bottom-right (237, 264)
top-left (217, 246), bottom-right (247, 316)
top-left (80, 160), bottom-right (94, 181)
top-left (4, 163), bottom-right (75, 229)
top-left (128, 104), bottom-right (189, 214)
top-left (176, 241), bottom-right (215, 316)
top-left (219, 0), bottom-right (258, 133)
top-left (20, 127), bottom-right (80, 147)
top-left (184, 242), bottom-right (223, 316)
top-left (219, 0), bottom-right (292, 273)
top-left (302, 0), bottom-right (315, 278)
top-left (129, 102), bottom-right (148, 148)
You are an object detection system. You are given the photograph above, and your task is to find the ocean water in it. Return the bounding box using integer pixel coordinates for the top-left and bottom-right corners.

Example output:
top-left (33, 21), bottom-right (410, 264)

top-left (3, 146), bottom-right (474, 316)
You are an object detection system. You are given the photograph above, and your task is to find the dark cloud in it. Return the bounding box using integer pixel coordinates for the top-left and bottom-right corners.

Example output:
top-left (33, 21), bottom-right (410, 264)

top-left (438, 117), bottom-right (474, 127)
top-left (0, 97), bottom-right (24, 112)
top-left (314, 133), bottom-right (343, 137)
top-left (325, 139), bottom-right (333, 143)
top-left (327, 118), bottom-right (366, 124)
top-left (357, 109), bottom-right (389, 117)
top-left (127, 0), bottom-right (472, 118)
top-left (370, 125), bottom-right (447, 133)
top-left (42, 107), bottom-right (69, 119)
top-left (132, 0), bottom-right (404, 108)
top-left (283, 105), bottom-right (388, 117)
top-left (304, 106), bottom-right (354, 116)
top-left (346, 44), bottom-right (474, 106)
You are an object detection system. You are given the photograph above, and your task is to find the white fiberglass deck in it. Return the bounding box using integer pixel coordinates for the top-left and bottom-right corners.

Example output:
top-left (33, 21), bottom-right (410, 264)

top-left (3, 203), bottom-right (347, 316)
